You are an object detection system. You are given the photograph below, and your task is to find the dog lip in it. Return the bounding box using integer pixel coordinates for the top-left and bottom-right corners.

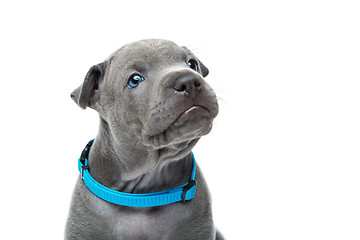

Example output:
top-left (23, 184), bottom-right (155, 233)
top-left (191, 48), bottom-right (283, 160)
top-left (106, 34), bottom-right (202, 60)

top-left (184, 106), bottom-right (204, 114)
top-left (174, 105), bottom-right (210, 127)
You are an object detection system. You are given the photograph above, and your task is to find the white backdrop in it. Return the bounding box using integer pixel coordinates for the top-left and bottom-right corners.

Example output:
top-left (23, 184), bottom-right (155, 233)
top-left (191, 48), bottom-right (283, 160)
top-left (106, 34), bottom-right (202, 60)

top-left (1, 0), bottom-right (359, 239)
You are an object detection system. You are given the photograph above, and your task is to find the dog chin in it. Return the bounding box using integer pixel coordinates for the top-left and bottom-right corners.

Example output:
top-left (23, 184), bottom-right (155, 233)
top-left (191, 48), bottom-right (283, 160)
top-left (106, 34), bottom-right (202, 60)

top-left (143, 117), bottom-right (213, 149)
top-left (157, 138), bottom-right (200, 162)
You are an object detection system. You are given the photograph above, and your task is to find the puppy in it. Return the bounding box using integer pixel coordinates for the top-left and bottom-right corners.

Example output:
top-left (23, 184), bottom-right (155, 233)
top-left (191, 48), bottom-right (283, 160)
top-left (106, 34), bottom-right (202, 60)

top-left (66, 39), bottom-right (223, 240)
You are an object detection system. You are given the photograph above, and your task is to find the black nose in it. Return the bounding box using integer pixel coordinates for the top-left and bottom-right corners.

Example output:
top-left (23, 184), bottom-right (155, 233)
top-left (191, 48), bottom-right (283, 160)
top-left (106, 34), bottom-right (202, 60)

top-left (173, 75), bottom-right (202, 98)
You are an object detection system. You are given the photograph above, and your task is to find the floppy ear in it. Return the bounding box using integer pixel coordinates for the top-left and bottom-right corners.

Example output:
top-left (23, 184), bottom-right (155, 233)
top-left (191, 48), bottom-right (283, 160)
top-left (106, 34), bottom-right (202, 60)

top-left (198, 60), bottom-right (209, 77)
top-left (71, 62), bottom-right (106, 109)
top-left (181, 46), bottom-right (209, 77)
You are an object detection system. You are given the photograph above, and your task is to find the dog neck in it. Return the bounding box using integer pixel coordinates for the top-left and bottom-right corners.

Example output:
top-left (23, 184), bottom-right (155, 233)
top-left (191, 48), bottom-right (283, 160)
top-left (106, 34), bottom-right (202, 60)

top-left (86, 119), bottom-right (195, 194)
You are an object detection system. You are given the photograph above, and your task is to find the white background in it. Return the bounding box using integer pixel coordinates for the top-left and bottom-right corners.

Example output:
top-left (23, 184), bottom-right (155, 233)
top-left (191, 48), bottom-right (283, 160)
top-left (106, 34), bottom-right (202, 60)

top-left (1, 0), bottom-right (359, 239)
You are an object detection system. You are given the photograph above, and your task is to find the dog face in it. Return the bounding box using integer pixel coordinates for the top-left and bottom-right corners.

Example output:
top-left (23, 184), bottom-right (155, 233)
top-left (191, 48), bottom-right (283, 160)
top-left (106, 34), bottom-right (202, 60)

top-left (71, 39), bottom-right (218, 154)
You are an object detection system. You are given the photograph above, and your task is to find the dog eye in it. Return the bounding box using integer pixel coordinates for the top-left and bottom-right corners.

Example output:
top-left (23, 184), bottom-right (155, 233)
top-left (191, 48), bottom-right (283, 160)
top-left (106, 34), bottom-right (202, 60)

top-left (127, 74), bottom-right (145, 89)
top-left (187, 59), bottom-right (198, 72)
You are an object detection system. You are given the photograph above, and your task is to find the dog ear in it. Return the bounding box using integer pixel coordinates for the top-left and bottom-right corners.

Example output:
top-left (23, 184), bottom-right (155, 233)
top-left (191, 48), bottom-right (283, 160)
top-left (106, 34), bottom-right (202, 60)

top-left (198, 60), bottom-right (209, 77)
top-left (181, 46), bottom-right (209, 77)
top-left (71, 62), bottom-right (106, 109)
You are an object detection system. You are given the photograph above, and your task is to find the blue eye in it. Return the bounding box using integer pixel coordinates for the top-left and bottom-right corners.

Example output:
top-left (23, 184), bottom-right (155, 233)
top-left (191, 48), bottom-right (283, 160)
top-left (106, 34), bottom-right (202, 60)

top-left (187, 59), bottom-right (198, 72)
top-left (127, 74), bottom-right (145, 89)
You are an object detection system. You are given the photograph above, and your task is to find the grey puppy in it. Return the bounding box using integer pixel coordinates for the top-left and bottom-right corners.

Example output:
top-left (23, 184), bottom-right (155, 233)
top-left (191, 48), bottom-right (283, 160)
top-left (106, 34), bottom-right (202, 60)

top-left (66, 39), bottom-right (224, 240)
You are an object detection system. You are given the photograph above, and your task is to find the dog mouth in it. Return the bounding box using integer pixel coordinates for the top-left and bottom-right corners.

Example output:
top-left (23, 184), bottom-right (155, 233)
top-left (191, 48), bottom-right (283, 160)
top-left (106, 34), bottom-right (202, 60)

top-left (173, 105), bottom-right (211, 127)
top-left (143, 104), bottom-right (215, 148)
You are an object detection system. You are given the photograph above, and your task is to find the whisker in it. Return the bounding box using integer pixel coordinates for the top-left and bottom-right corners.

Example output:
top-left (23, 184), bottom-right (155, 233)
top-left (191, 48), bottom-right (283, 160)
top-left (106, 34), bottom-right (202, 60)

top-left (216, 96), bottom-right (230, 106)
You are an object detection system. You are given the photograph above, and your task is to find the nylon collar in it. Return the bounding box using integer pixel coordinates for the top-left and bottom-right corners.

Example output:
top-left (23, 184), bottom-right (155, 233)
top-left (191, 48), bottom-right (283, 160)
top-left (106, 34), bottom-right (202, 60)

top-left (78, 139), bottom-right (197, 207)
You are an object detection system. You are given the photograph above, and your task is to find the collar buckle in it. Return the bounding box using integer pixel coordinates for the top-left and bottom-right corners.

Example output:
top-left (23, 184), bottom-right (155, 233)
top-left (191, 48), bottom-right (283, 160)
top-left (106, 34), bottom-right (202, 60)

top-left (182, 180), bottom-right (197, 203)
top-left (80, 139), bottom-right (94, 165)
top-left (79, 139), bottom-right (94, 180)
top-left (81, 165), bottom-right (90, 179)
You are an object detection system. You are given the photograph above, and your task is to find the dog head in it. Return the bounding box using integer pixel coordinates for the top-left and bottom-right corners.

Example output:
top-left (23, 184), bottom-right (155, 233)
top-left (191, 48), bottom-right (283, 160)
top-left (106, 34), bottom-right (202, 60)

top-left (71, 39), bottom-right (218, 160)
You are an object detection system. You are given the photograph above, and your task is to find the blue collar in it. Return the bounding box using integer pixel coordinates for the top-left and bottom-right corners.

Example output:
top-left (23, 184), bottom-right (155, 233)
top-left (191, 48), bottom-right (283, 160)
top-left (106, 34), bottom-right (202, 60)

top-left (78, 139), bottom-right (197, 207)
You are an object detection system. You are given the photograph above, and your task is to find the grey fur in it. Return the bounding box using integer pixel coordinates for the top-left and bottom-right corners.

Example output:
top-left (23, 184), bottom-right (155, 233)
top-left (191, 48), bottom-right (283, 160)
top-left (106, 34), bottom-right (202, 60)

top-left (66, 39), bottom-right (224, 240)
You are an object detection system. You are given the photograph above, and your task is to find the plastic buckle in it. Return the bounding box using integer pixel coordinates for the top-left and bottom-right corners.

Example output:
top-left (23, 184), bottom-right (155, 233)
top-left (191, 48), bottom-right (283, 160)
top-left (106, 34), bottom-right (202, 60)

top-left (80, 139), bottom-right (94, 165)
top-left (182, 180), bottom-right (197, 203)
top-left (81, 164), bottom-right (90, 180)
top-left (79, 139), bottom-right (94, 180)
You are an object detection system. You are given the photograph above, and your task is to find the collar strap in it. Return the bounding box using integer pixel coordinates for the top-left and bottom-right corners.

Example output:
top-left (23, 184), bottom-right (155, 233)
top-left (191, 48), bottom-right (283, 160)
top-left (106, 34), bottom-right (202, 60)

top-left (78, 139), bottom-right (197, 207)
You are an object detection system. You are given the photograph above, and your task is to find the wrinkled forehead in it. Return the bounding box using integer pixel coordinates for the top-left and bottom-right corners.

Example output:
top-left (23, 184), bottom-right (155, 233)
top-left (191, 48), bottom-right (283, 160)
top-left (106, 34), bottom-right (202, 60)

top-left (109, 40), bottom-right (192, 71)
